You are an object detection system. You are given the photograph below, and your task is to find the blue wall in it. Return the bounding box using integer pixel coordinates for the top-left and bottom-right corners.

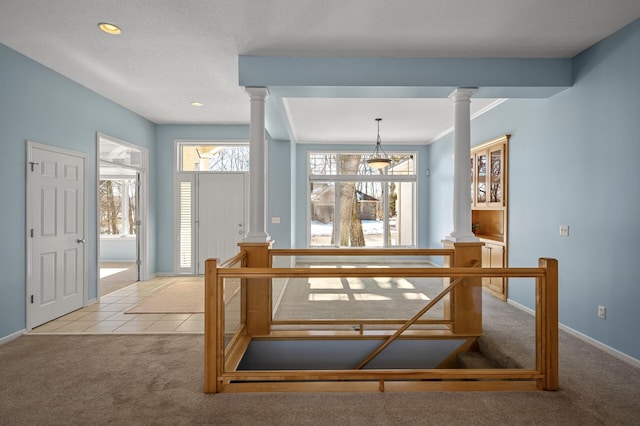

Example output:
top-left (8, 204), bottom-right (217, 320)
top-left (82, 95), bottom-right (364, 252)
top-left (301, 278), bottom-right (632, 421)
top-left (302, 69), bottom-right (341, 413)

top-left (0, 44), bottom-right (156, 339)
top-left (99, 238), bottom-right (137, 262)
top-left (428, 20), bottom-right (640, 360)
top-left (267, 138), bottom-right (292, 248)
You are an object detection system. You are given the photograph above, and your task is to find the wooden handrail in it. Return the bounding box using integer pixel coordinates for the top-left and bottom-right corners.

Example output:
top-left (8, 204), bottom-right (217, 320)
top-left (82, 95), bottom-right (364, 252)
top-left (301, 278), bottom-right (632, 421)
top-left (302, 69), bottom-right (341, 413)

top-left (222, 368), bottom-right (544, 381)
top-left (216, 266), bottom-right (546, 279)
top-left (218, 250), bottom-right (247, 269)
top-left (270, 248), bottom-right (454, 257)
top-left (271, 319), bottom-right (452, 325)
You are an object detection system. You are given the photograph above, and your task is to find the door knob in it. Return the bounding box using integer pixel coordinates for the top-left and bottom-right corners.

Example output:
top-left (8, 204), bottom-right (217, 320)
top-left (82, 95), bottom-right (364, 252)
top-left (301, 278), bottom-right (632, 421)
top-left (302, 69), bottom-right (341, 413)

top-left (77, 238), bottom-right (85, 244)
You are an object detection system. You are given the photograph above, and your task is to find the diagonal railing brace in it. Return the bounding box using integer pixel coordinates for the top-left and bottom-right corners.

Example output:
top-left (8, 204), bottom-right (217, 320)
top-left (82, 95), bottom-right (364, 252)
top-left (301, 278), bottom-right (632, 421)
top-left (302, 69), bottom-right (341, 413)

top-left (356, 262), bottom-right (478, 370)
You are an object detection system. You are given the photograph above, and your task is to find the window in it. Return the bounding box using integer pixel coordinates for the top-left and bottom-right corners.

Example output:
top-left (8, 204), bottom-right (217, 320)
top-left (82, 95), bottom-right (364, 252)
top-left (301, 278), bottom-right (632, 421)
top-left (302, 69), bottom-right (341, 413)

top-left (180, 144), bottom-right (249, 172)
top-left (178, 177), bottom-right (195, 270)
top-left (308, 152), bottom-right (416, 247)
top-left (99, 178), bottom-right (137, 236)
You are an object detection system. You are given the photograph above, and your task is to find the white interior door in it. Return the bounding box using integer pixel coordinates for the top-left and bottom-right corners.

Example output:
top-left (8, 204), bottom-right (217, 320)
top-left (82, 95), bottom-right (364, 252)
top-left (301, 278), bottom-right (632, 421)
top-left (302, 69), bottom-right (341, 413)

top-left (27, 142), bottom-right (86, 327)
top-left (197, 173), bottom-right (245, 274)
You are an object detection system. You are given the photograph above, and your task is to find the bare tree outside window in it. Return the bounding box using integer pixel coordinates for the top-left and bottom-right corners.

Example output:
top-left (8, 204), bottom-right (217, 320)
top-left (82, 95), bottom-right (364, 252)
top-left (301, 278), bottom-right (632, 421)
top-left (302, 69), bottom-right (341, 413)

top-left (338, 155), bottom-right (365, 247)
top-left (180, 144), bottom-right (250, 172)
top-left (99, 179), bottom-right (137, 236)
top-left (207, 146), bottom-right (250, 171)
top-left (309, 152), bottom-right (415, 248)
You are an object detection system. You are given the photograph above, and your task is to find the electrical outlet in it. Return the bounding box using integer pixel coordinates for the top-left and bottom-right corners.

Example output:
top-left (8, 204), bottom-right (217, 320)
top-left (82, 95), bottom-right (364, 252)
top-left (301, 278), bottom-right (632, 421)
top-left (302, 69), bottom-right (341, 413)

top-left (559, 225), bottom-right (569, 236)
top-left (598, 305), bottom-right (606, 319)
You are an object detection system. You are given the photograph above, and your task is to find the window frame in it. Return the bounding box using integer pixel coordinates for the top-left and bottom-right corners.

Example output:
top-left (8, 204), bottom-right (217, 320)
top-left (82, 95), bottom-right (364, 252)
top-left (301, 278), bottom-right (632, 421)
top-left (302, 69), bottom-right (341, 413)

top-left (98, 176), bottom-right (138, 238)
top-left (307, 151), bottom-right (417, 248)
top-left (177, 140), bottom-right (250, 172)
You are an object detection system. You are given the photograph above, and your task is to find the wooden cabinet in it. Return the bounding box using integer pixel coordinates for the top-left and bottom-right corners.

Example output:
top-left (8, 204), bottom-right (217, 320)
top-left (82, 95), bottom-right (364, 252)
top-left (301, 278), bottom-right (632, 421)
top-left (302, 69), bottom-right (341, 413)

top-left (471, 142), bottom-right (506, 208)
top-left (471, 135), bottom-right (509, 300)
top-left (481, 241), bottom-right (505, 297)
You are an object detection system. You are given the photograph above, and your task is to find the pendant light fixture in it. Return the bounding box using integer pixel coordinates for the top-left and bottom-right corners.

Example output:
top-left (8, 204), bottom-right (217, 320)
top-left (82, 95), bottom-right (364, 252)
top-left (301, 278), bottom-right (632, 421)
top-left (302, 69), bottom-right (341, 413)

top-left (366, 118), bottom-right (392, 169)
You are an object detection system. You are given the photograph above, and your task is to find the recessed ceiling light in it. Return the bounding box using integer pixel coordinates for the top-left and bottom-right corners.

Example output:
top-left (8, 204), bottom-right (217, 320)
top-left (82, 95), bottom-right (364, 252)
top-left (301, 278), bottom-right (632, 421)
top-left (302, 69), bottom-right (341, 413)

top-left (98, 22), bottom-right (122, 35)
top-left (190, 101), bottom-right (204, 107)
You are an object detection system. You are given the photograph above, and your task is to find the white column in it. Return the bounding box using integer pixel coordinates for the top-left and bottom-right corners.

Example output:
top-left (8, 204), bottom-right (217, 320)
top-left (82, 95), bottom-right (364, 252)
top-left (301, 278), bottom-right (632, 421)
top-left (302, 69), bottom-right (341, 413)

top-left (244, 87), bottom-right (271, 242)
top-left (446, 88), bottom-right (478, 242)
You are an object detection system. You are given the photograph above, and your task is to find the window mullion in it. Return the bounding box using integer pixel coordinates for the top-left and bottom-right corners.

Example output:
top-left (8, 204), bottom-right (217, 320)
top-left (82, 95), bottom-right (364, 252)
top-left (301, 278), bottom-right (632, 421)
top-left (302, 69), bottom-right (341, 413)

top-left (333, 181), bottom-right (340, 248)
top-left (383, 181), bottom-right (389, 246)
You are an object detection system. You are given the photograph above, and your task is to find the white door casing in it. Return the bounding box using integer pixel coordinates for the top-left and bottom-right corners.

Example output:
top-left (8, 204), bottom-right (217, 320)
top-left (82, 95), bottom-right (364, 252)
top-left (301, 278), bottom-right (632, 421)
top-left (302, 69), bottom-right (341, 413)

top-left (197, 173), bottom-right (246, 274)
top-left (27, 142), bottom-right (87, 328)
top-left (96, 133), bottom-right (148, 285)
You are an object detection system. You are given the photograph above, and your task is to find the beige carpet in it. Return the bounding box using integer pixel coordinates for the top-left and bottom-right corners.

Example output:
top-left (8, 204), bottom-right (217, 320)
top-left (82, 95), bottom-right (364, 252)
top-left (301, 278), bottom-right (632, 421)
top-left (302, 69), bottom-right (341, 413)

top-left (3, 295), bottom-right (640, 424)
top-left (273, 275), bottom-right (447, 321)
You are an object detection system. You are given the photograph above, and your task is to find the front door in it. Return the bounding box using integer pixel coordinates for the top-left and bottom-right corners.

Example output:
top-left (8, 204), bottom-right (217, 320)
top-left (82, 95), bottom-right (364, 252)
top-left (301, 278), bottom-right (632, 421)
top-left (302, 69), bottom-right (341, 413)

top-left (27, 142), bottom-right (86, 327)
top-left (197, 173), bottom-right (246, 274)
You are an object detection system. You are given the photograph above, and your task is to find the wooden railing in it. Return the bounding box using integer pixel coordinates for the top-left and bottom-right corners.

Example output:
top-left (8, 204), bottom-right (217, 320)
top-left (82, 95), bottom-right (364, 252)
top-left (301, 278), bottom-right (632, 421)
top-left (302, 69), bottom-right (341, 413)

top-left (203, 250), bottom-right (247, 393)
top-left (271, 248), bottom-right (456, 332)
top-left (204, 245), bottom-right (558, 393)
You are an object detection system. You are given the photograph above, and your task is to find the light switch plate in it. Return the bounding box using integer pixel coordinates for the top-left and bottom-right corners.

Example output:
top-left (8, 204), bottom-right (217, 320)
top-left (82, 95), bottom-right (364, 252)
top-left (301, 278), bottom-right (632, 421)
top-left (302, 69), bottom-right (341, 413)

top-left (559, 225), bottom-right (569, 236)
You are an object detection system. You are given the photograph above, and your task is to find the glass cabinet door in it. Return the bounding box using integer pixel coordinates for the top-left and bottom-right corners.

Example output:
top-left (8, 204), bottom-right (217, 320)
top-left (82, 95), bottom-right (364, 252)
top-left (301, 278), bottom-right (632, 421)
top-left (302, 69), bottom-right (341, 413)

top-left (470, 157), bottom-right (475, 205)
top-left (489, 147), bottom-right (503, 205)
top-left (475, 152), bottom-right (487, 203)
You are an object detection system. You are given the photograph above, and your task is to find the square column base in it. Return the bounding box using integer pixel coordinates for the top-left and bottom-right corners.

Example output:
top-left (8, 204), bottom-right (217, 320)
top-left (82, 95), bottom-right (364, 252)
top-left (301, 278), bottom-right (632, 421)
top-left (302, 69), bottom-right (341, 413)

top-left (442, 240), bottom-right (484, 335)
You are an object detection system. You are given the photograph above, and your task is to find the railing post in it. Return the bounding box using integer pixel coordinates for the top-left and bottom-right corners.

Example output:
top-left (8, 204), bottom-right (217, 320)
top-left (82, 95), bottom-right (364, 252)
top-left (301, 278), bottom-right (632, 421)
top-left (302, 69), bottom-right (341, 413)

top-left (204, 258), bottom-right (219, 393)
top-left (537, 258), bottom-right (559, 391)
top-left (238, 242), bottom-right (273, 335)
top-left (442, 241), bottom-right (483, 334)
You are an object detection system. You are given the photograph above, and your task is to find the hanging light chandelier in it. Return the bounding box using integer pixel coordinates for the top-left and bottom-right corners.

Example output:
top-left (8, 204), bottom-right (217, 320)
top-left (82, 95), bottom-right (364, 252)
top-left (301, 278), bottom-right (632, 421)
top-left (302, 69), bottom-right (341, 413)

top-left (366, 118), bottom-right (392, 169)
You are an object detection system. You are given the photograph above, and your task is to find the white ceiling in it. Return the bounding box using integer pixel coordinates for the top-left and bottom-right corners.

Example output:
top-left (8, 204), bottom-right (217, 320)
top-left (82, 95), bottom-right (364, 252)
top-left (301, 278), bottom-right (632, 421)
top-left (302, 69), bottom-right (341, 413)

top-left (1, 0), bottom-right (639, 143)
top-left (283, 97), bottom-right (504, 144)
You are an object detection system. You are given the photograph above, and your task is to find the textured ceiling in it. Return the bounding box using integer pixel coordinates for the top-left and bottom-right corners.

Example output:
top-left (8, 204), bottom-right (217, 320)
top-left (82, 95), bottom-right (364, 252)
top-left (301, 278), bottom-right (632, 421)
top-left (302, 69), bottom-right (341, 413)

top-left (1, 0), bottom-right (639, 142)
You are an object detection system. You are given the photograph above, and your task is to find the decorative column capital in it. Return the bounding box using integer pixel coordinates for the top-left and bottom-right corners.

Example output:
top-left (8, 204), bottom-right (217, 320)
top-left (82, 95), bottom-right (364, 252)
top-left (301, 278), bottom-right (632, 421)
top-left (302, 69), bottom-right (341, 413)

top-left (449, 87), bottom-right (478, 103)
top-left (245, 86), bottom-right (269, 101)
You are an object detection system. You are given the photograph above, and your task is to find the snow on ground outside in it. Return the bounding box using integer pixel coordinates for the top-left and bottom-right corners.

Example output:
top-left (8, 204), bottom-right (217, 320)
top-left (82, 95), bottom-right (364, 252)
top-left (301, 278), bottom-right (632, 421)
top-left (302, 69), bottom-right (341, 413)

top-left (312, 220), bottom-right (397, 236)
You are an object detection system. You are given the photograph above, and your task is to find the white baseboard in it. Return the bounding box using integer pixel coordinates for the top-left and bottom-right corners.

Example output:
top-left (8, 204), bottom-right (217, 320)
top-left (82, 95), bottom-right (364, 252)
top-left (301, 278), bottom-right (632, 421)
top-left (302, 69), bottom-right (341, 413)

top-left (507, 299), bottom-right (640, 369)
top-left (506, 299), bottom-right (535, 315)
top-left (0, 329), bottom-right (26, 346)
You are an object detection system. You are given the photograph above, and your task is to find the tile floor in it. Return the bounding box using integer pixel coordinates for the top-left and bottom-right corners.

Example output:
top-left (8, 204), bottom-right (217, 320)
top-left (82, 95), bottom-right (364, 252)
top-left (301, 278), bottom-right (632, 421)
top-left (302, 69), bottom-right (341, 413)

top-left (30, 277), bottom-right (207, 334)
top-left (99, 261), bottom-right (138, 296)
